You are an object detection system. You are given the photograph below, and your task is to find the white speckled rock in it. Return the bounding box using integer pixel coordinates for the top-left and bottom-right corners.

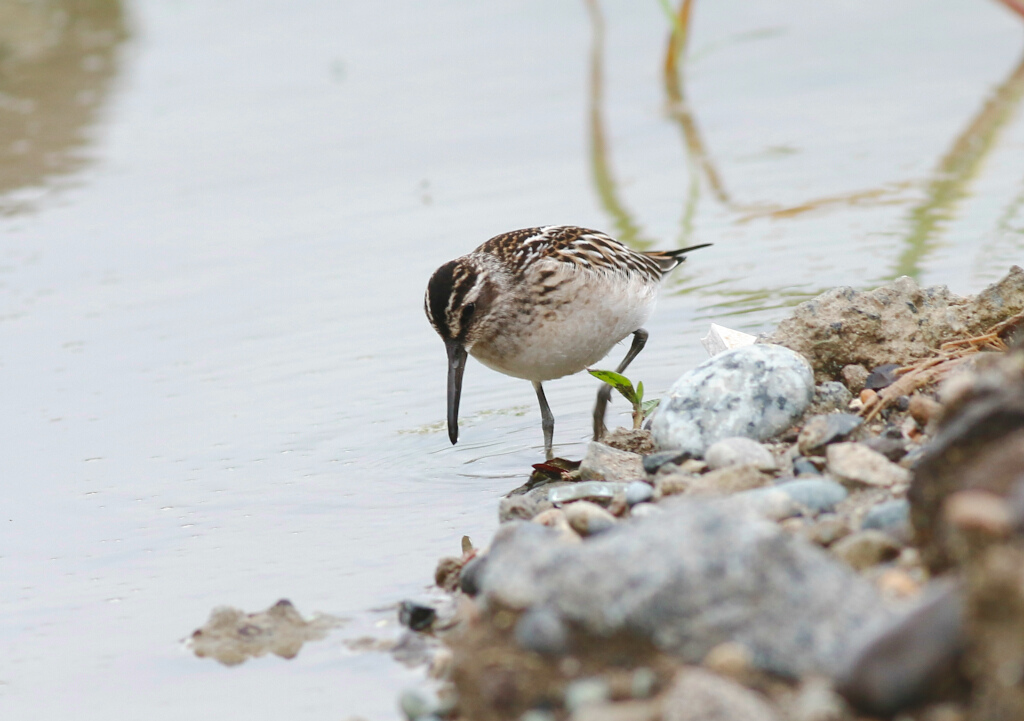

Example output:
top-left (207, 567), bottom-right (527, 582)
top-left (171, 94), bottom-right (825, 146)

top-left (652, 344), bottom-right (815, 456)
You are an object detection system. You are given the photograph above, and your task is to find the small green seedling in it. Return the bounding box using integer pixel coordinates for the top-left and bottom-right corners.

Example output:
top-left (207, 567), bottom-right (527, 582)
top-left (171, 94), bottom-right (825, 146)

top-left (588, 369), bottom-right (660, 429)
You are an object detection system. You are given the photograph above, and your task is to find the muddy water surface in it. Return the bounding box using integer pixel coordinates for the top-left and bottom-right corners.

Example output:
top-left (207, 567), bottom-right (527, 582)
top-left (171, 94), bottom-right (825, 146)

top-left (2, 1), bottom-right (1023, 719)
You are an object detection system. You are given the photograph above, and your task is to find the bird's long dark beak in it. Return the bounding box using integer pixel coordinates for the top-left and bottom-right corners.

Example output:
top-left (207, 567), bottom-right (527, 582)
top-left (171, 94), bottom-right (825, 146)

top-left (446, 340), bottom-right (468, 445)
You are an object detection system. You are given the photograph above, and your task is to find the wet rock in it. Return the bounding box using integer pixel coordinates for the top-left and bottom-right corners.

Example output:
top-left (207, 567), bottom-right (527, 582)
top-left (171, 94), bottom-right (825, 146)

top-left (399, 601), bottom-right (437, 631)
top-left (808, 381), bottom-right (854, 415)
top-left (625, 480), bottom-right (654, 506)
top-left (797, 414), bottom-right (863, 456)
top-left (651, 344), bottom-right (814, 456)
top-left (580, 442), bottom-right (645, 482)
top-left (762, 268), bottom-right (1024, 382)
top-left (564, 501), bottom-right (617, 536)
top-left (841, 364), bottom-right (870, 394)
top-left (864, 363), bottom-right (901, 391)
top-left (514, 606), bottom-right (568, 656)
top-left (831, 530), bottom-right (902, 571)
top-left (836, 579), bottom-right (966, 716)
top-left (189, 599), bottom-right (342, 666)
top-left (861, 499), bottom-right (910, 538)
top-left (704, 437), bottom-right (777, 472)
top-left (477, 499), bottom-right (890, 677)
top-left (549, 482), bottom-right (629, 505)
top-left (662, 668), bottom-right (781, 721)
top-left (826, 442), bottom-right (911, 488)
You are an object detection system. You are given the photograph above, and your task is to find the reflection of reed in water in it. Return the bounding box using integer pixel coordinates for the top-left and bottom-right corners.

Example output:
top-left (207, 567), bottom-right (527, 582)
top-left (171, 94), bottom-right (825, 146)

top-left (587, 0), bottom-right (1024, 288)
top-left (0, 0), bottom-right (126, 212)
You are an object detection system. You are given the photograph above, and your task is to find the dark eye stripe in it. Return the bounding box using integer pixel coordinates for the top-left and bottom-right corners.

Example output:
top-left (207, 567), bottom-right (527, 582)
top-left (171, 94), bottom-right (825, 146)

top-left (426, 260), bottom-right (457, 335)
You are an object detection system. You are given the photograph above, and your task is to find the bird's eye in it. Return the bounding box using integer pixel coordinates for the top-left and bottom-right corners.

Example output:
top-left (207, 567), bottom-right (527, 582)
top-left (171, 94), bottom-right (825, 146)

top-left (465, 302), bottom-right (476, 316)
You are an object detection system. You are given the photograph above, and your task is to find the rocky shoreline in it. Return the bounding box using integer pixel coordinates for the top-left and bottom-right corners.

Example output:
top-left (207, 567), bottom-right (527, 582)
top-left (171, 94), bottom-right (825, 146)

top-left (396, 266), bottom-right (1024, 721)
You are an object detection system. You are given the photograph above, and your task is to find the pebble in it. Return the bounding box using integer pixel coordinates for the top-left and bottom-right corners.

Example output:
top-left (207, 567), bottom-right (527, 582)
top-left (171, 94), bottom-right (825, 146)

top-left (861, 499), bottom-right (910, 536)
top-left (686, 464), bottom-right (772, 496)
top-left (909, 394), bottom-right (942, 427)
top-left (842, 364), bottom-right (870, 393)
top-left (864, 363), bottom-right (901, 391)
top-left (580, 442), bottom-right (645, 481)
top-left (862, 435), bottom-right (907, 462)
top-left (398, 601), bottom-right (436, 631)
top-left (564, 678), bottom-right (611, 712)
top-left (520, 711), bottom-right (557, 721)
top-left (629, 502), bottom-right (662, 518)
top-left (831, 530), bottom-right (902, 570)
top-left (774, 478), bottom-right (849, 513)
top-left (810, 381), bottom-right (853, 414)
top-left (631, 667), bottom-right (658, 699)
top-left (625, 480), bottom-right (654, 506)
top-left (826, 442), bottom-right (912, 488)
top-left (651, 344), bottom-right (815, 456)
top-left (642, 450), bottom-right (690, 474)
top-left (797, 413), bottom-right (863, 456)
top-left (859, 388), bottom-right (878, 406)
top-left (662, 668), bottom-right (781, 721)
top-left (399, 688), bottom-right (437, 720)
top-left (943, 490), bottom-right (1013, 537)
top-left (549, 482), bottom-right (628, 505)
top-left (514, 606), bottom-right (568, 656)
top-left (876, 568), bottom-right (921, 599)
top-left (734, 487), bottom-right (802, 521)
top-left (564, 501), bottom-right (617, 536)
top-left (792, 457), bottom-right (822, 476)
top-left (803, 515), bottom-right (852, 546)
top-left (702, 641), bottom-right (753, 678)
top-left (459, 555), bottom-right (486, 596)
top-left (531, 508), bottom-right (581, 543)
top-left (704, 437), bottom-right (778, 472)
top-left (791, 677), bottom-right (847, 721)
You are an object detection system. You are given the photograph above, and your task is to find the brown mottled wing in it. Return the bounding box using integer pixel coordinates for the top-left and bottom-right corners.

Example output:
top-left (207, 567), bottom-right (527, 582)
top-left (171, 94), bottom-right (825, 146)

top-left (476, 225), bottom-right (663, 281)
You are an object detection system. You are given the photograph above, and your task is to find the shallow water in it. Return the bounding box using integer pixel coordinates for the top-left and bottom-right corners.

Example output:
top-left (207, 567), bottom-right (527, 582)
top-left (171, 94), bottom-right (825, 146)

top-left (1, 0), bottom-right (1022, 718)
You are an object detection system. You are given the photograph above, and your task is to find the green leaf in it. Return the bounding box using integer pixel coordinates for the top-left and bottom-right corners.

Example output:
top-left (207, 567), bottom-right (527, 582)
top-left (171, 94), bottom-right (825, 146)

top-left (588, 368), bottom-right (637, 404)
top-left (641, 399), bottom-right (660, 415)
top-left (635, 381), bottom-right (644, 404)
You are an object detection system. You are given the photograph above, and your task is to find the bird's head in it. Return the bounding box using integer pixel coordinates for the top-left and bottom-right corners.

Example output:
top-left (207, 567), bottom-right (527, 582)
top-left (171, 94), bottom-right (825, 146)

top-left (424, 257), bottom-right (498, 445)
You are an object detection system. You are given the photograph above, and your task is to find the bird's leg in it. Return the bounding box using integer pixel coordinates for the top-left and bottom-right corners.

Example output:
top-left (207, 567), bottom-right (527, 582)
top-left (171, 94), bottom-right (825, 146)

top-left (533, 381), bottom-right (555, 460)
top-left (593, 328), bottom-right (649, 441)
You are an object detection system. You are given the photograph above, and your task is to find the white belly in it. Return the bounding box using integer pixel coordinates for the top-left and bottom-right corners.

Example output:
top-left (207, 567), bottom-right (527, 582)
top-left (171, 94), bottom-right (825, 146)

top-left (471, 267), bottom-right (659, 382)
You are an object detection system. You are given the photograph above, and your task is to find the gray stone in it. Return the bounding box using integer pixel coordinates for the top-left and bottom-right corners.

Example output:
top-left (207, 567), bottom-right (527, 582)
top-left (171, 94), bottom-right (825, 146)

top-left (642, 450), bottom-right (690, 474)
top-left (564, 501), bottom-right (617, 536)
top-left (792, 457), bottom-right (822, 476)
top-left (399, 688), bottom-right (437, 720)
top-left (499, 484), bottom-right (556, 522)
top-left (478, 499), bottom-right (890, 678)
top-left (514, 606), bottom-right (568, 656)
top-left (580, 442), bottom-right (645, 481)
top-left (797, 414), bottom-right (863, 456)
top-left (827, 443), bottom-right (912, 488)
top-left (733, 486), bottom-right (802, 521)
top-left (548, 482), bottom-right (629, 505)
top-left (861, 499), bottom-right (910, 535)
top-left (803, 515), bottom-right (852, 547)
top-left (625, 480), bottom-right (654, 506)
top-left (810, 381), bottom-right (854, 415)
top-left (705, 437), bottom-right (777, 472)
top-left (662, 668), bottom-right (781, 721)
top-left (776, 478), bottom-right (849, 514)
top-left (687, 464), bottom-right (772, 496)
top-left (651, 344), bottom-right (815, 456)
